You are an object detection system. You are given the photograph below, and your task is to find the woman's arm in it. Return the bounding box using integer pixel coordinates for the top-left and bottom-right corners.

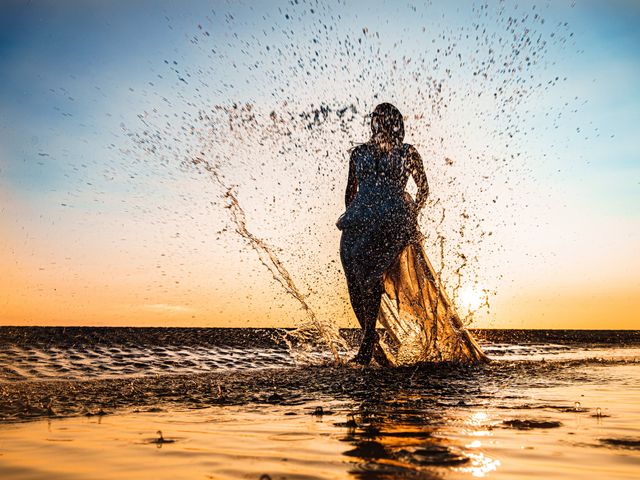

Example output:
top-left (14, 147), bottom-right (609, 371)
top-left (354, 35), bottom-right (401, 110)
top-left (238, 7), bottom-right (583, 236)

top-left (345, 150), bottom-right (358, 208)
top-left (408, 145), bottom-right (428, 210)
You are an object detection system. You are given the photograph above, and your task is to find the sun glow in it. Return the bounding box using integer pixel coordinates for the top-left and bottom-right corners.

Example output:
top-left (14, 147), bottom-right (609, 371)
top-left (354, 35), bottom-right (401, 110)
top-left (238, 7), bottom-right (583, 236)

top-left (459, 286), bottom-right (484, 312)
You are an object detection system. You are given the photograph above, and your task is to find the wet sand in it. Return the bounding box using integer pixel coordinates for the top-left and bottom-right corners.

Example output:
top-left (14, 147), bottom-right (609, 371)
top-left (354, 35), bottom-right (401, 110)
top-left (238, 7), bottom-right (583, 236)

top-left (0, 328), bottom-right (638, 479)
top-left (0, 366), bottom-right (638, 479)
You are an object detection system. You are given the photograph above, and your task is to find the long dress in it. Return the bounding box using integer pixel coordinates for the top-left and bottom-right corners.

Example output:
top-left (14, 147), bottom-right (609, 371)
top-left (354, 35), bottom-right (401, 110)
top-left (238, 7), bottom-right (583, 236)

top-left (338, 143), bottom-right (487, 366)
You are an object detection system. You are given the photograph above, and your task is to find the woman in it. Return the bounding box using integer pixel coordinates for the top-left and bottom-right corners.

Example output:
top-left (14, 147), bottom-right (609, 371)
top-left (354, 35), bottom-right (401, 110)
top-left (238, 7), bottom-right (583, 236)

top-left (337, 103), bottom-right (486, 366)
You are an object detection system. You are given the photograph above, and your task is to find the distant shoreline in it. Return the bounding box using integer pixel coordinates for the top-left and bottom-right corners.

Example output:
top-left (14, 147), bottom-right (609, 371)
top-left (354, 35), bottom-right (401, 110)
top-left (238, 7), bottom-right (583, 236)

top-left (0, 326), bottom-right (638, 347)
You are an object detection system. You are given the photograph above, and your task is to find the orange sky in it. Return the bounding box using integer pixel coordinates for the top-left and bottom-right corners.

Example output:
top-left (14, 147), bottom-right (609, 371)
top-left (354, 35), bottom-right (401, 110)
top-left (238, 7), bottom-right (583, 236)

top-left (1, 1), bottom-right (639, 329)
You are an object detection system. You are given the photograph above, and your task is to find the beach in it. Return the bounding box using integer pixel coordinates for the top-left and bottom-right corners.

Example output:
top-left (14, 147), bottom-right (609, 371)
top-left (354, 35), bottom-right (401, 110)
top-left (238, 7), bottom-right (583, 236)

top-left (0, 328), bottom-right (638, 479)
top-left (2, 0), bottom-right (639, 478)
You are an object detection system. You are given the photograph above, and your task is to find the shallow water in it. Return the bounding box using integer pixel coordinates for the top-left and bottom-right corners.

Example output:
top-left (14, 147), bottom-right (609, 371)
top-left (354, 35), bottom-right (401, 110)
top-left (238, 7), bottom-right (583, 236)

top-left (1, 327), bottom-right (638, 383)
top-left (0, 328), bottom-right (638, 479)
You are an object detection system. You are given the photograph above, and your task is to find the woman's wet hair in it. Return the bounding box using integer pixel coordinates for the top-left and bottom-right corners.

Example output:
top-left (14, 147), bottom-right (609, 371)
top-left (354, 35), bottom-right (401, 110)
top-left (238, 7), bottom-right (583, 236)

top-left (370, 103), bottom-right (404, 150)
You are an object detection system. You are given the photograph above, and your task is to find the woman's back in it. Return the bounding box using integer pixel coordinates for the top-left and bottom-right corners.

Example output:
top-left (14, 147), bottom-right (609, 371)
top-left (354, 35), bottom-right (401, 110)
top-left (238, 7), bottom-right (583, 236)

top-left (351, 142), bottom-right (412, 198)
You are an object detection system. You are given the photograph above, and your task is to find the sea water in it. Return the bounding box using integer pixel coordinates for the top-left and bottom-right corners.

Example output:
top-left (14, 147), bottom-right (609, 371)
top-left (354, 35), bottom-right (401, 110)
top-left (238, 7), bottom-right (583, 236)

top-left (0, 327), bottom-right (638, 479)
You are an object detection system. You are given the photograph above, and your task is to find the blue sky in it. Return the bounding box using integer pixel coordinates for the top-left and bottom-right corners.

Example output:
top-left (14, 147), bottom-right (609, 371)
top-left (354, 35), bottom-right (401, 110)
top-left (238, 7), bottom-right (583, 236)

top-left (1, 0), bottom-right (638, 328)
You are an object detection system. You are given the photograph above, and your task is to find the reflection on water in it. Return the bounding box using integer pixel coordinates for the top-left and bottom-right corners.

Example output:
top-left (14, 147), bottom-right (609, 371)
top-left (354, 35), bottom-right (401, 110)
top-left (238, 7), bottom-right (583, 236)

top-left (0, 330), bottom-right (638, 478)
top-left (337, 400), bottom-right (486, 479)
top-left (0, 359), bottom-right (638, 479)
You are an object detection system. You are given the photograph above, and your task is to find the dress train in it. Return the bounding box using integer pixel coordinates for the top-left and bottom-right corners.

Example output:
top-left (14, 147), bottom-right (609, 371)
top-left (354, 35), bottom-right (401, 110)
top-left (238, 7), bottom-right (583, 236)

top-left (376, 239), bottom-right (488, 365)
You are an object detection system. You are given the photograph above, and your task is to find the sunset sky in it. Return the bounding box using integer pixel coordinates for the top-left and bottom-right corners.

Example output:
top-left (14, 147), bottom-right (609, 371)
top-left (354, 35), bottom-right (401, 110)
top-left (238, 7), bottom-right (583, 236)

top-left (1, 0), bottom-right (638, 329)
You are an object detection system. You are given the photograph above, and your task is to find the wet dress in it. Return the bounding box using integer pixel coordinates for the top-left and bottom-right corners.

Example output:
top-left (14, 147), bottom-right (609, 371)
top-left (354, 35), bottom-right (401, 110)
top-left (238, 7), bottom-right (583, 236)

top-left (337, 143), bottom-right (487, 365)
top-left (338, 142), bottom-right (418, 296)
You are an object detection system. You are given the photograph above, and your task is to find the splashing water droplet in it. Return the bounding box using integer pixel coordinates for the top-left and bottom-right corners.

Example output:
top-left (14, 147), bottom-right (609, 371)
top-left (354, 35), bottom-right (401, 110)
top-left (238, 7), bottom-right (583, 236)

top-left (186, 154), bottom-right (347, 363)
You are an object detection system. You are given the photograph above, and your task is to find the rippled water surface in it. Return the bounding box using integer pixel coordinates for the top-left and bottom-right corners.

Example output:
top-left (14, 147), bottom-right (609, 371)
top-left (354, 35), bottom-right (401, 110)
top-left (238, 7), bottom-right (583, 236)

top-left (0, 328), bottom-right (638, 479)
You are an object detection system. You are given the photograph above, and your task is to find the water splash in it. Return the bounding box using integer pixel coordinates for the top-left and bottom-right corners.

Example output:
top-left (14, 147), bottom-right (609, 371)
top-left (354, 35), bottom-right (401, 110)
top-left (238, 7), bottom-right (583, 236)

top-left (122, 1), bottom-right (580, 347)
top-left (223, 188), bottom-right (345, 363)
top-left (189, 155), bottom-right (346, 363)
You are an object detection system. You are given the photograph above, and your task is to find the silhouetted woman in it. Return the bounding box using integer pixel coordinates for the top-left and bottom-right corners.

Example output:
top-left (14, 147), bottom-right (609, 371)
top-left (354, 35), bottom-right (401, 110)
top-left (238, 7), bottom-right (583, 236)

top-left (337, 103), bottom-right (428, 365)
top-left (337, 103), bottom-right (487, 366)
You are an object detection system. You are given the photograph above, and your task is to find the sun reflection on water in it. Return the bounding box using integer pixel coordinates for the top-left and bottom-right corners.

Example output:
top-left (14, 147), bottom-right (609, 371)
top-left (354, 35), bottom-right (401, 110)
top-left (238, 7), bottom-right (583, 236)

top-left (454, 410), bottom-right (501, 477)
top-left (463, 452), bottom-right (502, 478)
top-left (470, 411), bottom-right (489, 424)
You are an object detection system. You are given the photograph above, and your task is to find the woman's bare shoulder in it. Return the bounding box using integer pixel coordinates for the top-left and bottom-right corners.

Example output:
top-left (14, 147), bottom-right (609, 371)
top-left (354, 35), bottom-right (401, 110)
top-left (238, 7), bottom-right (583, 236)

top-left (402, 144), bottom-right (422, 166)
top-left (403, 143), bottom-right (420, 156)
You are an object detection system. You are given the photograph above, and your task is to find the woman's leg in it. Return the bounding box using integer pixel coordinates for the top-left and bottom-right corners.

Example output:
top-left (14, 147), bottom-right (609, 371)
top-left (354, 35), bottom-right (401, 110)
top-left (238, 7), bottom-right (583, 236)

top-left (341, 229), bottom-right (385, 365)
top-left (352, 279), bottom-right (383, 365)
